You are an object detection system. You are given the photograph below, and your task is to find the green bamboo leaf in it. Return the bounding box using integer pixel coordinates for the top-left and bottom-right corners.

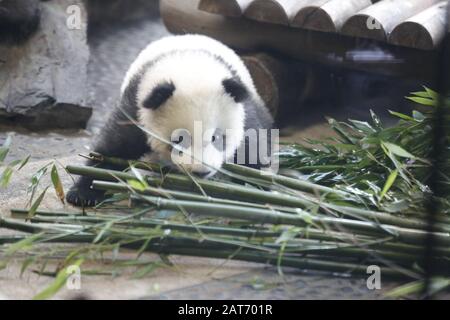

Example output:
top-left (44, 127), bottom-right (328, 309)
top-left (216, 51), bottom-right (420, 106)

top-left (327, 118), bottom-right (355, 144)
top-left (410, 91), bottom-right (430, 98)
top-left (20, 257), bottom-right (36, 278)
top-left (158, 254), bottom-right (174, 266)
top-left (380, 169), bottom-right (398, 200)
top-left (275, 227), bottom-right (301, 244)
top-left (130, 166), bottom-right (146, 185)
top-left (406, 96), bottom-right (435, 106)
top-left (127, 179), bottom-right (147, 192)
top-left (0, 156), bottom-right (30, 186)
top-left (28, 187), bottom-right (49, 218)
top-left (5, 233), bottom-right (43, 256)
top-left (428, 278), bottom-right (450, 296)
top-left (7, 159), bottom-right (21, 167)
top-left (131, 262), bottom-right (163, 279)
top-left (385, 280), bottom-right (423, 298)
top-left (28, 165), bottom-right (50, 205)
top-left (33, 259), bottom-right (84, 300)
top-left (386, 278), bottom-right (450, 298)
top-left (0, 167), bottom-right (13, 188)
top-left (370, 110), bottom-right (383, 129)
top-left (93, 220), bottom-right (114, 243)
top-left (18, 155), bottom-right (31, 170)
top-left (381, 142), bottom-right (417, 159)
top-left (412, 111), bottom-right (425, 121)
top-left (51, 164), bottom-right (65, 204)
top-left (348, 120), bottom-right (376, 134)
top-left (423, 86), bottom-right (439, 100)
top-left (0, 136), bottom-right (12, 163)
top-left (388, 111), bottom-right (415, 121)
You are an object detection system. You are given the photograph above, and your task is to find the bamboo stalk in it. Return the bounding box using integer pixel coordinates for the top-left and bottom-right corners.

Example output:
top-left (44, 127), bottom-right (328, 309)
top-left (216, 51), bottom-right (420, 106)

top-left (10, 209), bottom-right (84, 217)
top-left (67, 165), bottom-right (315, 208)
top-left (150, 246), bottom-right (412, 279)
top-left (0, 235), bottom-right (30, 245)
top-left (223, 163), bottom-right (349, 196)
top-left (87, 152), bottom-right (162, 172)
top-left (13, 213), bottom-right (422, 263)
top-left (4, 214), bottom-right (450, 273)
top-left (82, 155), bottom-right (446, 229)
top-left (93, 180), bottom-right (301, 212)
top-left (67, 165), bottom-right (446, 232)
top-left (0, 220), bottom-right (415, 278)
top-left (137, 196), bottom-right (450, 246)
top-left (64, 165), bottom-right (450, 245)
top-left (13, 212), bottom-right (279, 239)
top-left (85, 153), bottom-right (348, 197)
top-left (0, 217), bottom-right (67, 234)
top-left (13, 208), bottom-right (450, 257)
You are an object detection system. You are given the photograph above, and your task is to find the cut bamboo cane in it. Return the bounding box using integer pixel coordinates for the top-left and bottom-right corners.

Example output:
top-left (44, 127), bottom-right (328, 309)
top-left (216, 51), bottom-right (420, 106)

top-left (66, 164), bottom-right (449, 232)
top-left (86, 153), bottom-right (446, 230)
top-left (6, 211), bottom-right (450, 257)
top-left (0, 218), bottom-right (416, 278)
top-left (223, 162), bottom-right (349, 196)
top-left (138, 196), bottom-right (450, 246)
top-left (66, 164), bottom-right (316, 208)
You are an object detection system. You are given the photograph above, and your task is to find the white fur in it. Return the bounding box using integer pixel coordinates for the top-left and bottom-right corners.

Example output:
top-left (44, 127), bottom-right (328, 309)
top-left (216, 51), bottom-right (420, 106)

top-left (121, 35), bottom-right (259, 174)
top-left (121, 34), bottom-right (261, 103)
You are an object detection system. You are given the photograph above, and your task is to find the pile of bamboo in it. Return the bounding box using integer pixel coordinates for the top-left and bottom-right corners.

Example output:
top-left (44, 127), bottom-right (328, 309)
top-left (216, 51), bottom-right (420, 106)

top-left (1, 152), bottom-right (449, 281)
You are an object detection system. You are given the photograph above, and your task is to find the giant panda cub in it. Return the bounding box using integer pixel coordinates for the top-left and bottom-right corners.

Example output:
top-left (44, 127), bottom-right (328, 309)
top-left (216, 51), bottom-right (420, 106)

top-left (67, 35), bottom-right (274, 207)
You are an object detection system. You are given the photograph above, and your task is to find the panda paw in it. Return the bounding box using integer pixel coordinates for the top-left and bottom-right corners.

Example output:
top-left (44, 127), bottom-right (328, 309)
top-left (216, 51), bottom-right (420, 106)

top-left (66, 185), bottom-right (106, 207)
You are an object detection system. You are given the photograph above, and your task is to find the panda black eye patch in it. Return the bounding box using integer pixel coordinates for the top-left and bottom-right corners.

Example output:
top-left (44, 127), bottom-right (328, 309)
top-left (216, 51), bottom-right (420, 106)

top-left (143, 82), bottom-right (175, 109)
top-left (222, 77), bottom-right (248, 103)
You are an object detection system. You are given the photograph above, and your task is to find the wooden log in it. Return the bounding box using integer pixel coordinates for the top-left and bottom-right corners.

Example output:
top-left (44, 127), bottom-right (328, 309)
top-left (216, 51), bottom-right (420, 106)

top-left (161, 0), bottom-right (437, 80)
top-left (242, 53), bottom-right (289, 117)
top-left (341, 0), bottom-right (442, 41)
top-left (243, 0), bottom-right (297, 26)
top-left (198, 0), bottom-right (253, 17)
top-left (389, 1), bottom-right (448, 50)
top-left (291, 0), bottom-right (372, 33)
top-left (242, 53), bottom-right (315, 121)
top-left (242, 53), bottom-right (280, 116)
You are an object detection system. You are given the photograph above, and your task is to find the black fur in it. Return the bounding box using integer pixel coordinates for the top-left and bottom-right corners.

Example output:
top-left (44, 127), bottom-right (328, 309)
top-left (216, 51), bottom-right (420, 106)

top-left (0, 0), bottom-right (41, 45)
top-left (237, 97), bottom-right (274, 169)
top-left (223, 78), bottom-right (248, 103)
top-left (142, 82), bottom-right (175, 109)
top-left (66, 75), bottom-right (150, 207)
top-left (67, 49), bottom-right (274, 207)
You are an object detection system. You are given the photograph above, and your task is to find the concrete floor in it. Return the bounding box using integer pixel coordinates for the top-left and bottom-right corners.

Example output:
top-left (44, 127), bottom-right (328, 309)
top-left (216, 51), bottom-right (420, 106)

top-left (0, 15), bottom-right (401, 300)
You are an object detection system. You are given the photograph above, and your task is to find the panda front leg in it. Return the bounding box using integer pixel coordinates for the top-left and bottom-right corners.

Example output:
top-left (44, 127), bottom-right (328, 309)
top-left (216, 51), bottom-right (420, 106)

top-left (66, 108), bottom-right (150, 207)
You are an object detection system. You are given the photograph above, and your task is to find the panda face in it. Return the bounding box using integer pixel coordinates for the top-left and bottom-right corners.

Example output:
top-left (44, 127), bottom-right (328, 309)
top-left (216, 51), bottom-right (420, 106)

top-left (136, 54), bottom-right (247, 176)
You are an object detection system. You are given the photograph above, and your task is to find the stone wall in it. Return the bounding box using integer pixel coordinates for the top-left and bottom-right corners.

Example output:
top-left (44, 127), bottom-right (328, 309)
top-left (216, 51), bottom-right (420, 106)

top-left (0, 0), bottom-right (91, 130)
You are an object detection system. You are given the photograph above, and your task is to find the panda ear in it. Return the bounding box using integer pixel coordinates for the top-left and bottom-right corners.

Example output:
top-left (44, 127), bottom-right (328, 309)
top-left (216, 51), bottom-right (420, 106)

top-left (143, 82), bottom-right (175, 109)
top-left (223, 78), bottom-right (248, 103)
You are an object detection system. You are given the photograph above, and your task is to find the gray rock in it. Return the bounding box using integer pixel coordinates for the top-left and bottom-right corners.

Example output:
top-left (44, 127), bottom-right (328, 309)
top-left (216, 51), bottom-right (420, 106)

top-left (0, 0), bottom-right (41, 45)
top-left (0, 0), bottom-right (92, 130)
top-left (86, 0), bottom-right (160, 25)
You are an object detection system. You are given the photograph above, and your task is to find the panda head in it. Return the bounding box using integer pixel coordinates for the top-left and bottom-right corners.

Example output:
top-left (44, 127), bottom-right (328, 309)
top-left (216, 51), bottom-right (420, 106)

top-left (136, 54), bottom-right (247, 177)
